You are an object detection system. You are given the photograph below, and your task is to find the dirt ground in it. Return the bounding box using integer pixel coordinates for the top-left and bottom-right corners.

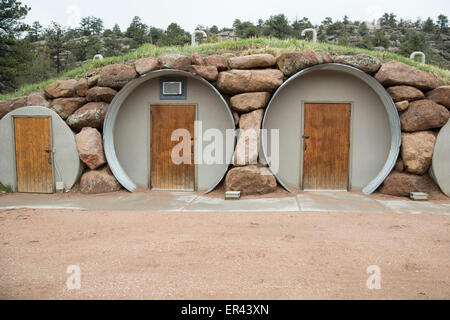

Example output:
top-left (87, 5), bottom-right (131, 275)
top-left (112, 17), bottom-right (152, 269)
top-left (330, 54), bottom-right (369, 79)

top-left (0, 207), bottom-right (449, 300)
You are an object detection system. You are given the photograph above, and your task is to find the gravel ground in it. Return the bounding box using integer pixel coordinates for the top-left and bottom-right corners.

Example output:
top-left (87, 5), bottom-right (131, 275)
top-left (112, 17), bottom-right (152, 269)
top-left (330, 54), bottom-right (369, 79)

top-left (0, 208), bottom-right (449, 299)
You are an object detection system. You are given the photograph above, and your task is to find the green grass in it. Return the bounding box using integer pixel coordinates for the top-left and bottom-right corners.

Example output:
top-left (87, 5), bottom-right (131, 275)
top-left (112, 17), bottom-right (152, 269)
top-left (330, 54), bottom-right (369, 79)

top-left (0, 183), bottom-right (12, 193)
top-left (1, 37), bottom-right (449, 101)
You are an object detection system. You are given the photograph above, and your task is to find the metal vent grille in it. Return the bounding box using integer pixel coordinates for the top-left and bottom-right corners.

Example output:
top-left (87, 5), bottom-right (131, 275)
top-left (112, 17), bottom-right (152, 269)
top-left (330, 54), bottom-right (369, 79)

top-left (162, 81), bottom-right (182, 95)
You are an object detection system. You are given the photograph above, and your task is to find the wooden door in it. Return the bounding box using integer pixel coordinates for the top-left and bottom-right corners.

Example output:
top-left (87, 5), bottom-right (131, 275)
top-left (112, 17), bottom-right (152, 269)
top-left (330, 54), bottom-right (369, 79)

top-left (151, 105), bottom-right (195, 191)
top-left (303, 103), bottom-right (350, 190)
top-left (14, 117), bottom-right (54, 193)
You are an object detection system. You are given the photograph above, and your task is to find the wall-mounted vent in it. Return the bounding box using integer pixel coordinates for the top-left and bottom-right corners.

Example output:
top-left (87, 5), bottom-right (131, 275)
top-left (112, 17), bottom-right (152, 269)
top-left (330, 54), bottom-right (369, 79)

top-left (160, 77), bottom-right (187, 100)
top-left (162, 81), bottom-right (182, 95)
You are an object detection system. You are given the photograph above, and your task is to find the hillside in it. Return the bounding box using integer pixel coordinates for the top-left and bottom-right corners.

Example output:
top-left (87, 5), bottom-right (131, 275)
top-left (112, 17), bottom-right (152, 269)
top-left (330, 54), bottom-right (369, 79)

top-left (1, 37), bottom-right (449, 101)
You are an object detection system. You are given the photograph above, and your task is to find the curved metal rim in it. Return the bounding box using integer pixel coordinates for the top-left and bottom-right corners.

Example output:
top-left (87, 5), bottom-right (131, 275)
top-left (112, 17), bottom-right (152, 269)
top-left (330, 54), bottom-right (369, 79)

top-left (431, 119), bottom-right (450, 197)
top-left (261, 63), bottom-right (401, 195)
top-left (103, 69), bottom-right (235, 193)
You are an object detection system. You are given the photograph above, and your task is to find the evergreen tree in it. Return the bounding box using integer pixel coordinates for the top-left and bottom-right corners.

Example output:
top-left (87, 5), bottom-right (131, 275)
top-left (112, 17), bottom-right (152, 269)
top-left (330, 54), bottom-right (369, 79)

top-left (28, 21), bottom-right (42, 42)
top-left (161, 23), bottom-right (190, 46)
top-left (343, 15), bottom-right (350, 25)
top-left (0, 0), bottom-right (31, 93)
top-left (380, 13), bottom-right (397, 27)
top-left (400, 31), bottom-right (429, 57)
top-left (149, 27), bottom-right (164, 45)
top-left (209, 25), bottom-right (219, 34)
top-left (322, 17), bottom-right (333, 25)
top-left (79, 16), bottom-right (104, 36)
top-left (358, 22), bottom-right (369, 36)
top-left (126, 16), bottom-right (150, 47)
top-left (44, 22), bottom-right (67, 74)
top-left (422, 18), bottom-right (435, 32)
top-left (291, 17), bottom-right (313, 39)
top-left (112, 24), bottom-right (122, 37)
top-left (437, 14), bottom-right (448, 37)
top-left (27, 48), bottom-right (56, 83)
top-left (263, 14), bottom-right (292, 38)
top-left (103, 37), bottom-right (123, 57)
top-left (372, 28), bottom-right (390, 48)
top-left (233, 19), bottom-right (259, 38)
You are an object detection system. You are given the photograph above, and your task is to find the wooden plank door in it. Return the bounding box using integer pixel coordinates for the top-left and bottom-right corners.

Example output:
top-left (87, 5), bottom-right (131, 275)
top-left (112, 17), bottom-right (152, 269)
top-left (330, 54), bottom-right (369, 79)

top-left (151, 105), bottom-right (195, 191)
top-left (14, 117), bottom-right (54, 193)
top-left (303, 103), bottom-right (350, 190)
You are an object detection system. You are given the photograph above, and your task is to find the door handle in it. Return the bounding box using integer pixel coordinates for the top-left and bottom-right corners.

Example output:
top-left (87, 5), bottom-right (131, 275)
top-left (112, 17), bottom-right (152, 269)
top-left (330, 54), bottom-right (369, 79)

top-left (302, 136), bottom-right (310, 139)
top-left (45, 149), bottom-right (52, 153)
top-left (304, 142), bottom-right (307, 151)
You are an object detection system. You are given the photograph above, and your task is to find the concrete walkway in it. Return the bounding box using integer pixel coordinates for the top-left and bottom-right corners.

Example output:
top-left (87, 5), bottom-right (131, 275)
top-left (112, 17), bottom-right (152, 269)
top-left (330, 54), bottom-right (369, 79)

top-left (0, 191), bottom-right (449, 215)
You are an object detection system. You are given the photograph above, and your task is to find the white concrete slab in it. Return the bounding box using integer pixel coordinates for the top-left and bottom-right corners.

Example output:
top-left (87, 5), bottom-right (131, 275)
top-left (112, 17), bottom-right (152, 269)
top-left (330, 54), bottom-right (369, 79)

top-left (375, 200), bottom-right (450, 215)
top-left (0, 193), bottom-right (198, 212)
top-left (183, 196), bottom-right (300, 212)
top-left (0, 205), bottom-right (86, 211)
top-left (296, 192), bottom-right (387, 214)
top-left (0, 191), bottom-right (448, 215)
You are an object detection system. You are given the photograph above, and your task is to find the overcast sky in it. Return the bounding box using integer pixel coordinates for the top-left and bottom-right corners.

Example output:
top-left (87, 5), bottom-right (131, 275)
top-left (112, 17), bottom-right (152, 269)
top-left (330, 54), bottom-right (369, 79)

top-left (21, 0), bottom-right (450, 31)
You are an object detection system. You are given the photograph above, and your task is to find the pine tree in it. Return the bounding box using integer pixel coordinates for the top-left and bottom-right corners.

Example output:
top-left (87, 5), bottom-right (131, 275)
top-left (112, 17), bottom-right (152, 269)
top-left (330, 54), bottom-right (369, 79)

top-left (0, 0), bottom-right (31, 93)
top-left (29, 21), bottom-right (42, 42)
top-left (422, 18), bottom-right (435, 32)
top-left (44, 22), bottom-right (67, 74)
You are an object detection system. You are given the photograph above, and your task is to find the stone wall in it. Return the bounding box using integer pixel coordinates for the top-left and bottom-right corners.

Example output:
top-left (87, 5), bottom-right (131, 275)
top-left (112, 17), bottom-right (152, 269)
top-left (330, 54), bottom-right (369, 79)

top-left (0, 52), bottom-right (448, 197)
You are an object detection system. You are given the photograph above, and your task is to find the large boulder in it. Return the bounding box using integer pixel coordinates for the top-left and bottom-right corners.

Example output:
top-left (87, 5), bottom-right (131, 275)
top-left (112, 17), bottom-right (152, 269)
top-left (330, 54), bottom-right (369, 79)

top-left (216, 69), bottom-right (283, 94)
top-left (333, 54), bottom-right (381, 74)
top-left (230, 92), bottom-right (271, 113)
top-left (229, 54), bottom-right (276, 69)
top-left (387, 85), bottom-right (425, 102)
top-left (0, 100), bottom-right (12, 119)
top-left (66, 102), bottom-right (108, 131)
top-left (44, 79), bottom-right (77, 98)
top-left (191, 54), bottom-right (204, 66)
top-left (87, 74), bottom-right (100, 88)
top-left (97, 64), bottom-right (137, 89)
top-left (134, 57), bottom-right (160, 75)
top-left (233, 109), bottom-right (264, 166)
top-left (276, 51), bottom-right (332, 76)
top-left (189, 65), bottom-right (218, 81)
top-left (374, 61), bottom-right (440, 90)
top-left (80, 166), bottom-right (122, 194)
top-left (86, 86), bottom-right (117, 103)
top-left (159, 55), bottom-right (191, 71)
top-left (379, 171), bottom-right (441, 198)
top-left (10, 96), bottom-right (27, 109)
top-left (401, 131), bottom-right (436, 175)
top-left (76, 78), bottom-right (89, 97)
top-left (225, 165), bottom-right (277, 195)
top-left (75, 127), bottom-right (106, 170)
top-left (426, 86), bottom-right (450, 109)
top-left (400, 99), bottom-right (450, 132)
top-left (50, 97), bottom-right (87, 119)
top-left (26, 93), bottom-right (49, 107)
top-left (204, 55), bottom-right (228, 71)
